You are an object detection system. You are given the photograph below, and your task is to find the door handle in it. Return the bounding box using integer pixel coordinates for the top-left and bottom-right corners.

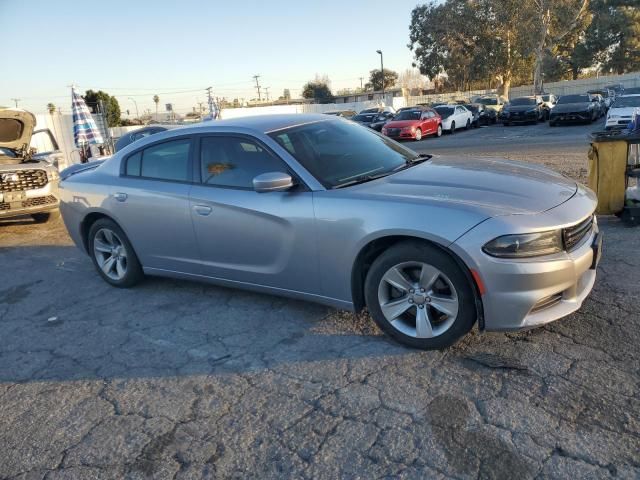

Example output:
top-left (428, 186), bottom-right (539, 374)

top-left (193, 205), bottom-right (213, 216)
top-left (113, 192), bottom-right (128, 202)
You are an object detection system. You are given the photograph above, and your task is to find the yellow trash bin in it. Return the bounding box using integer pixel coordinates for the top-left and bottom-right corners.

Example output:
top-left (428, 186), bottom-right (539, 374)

top-left (588, 137), bottom-right (628, 215)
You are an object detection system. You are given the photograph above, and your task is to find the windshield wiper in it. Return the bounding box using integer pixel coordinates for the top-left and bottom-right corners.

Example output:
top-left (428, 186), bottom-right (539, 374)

top-left (332, 171), bottom-right (393, 189)
top-left (391, 153), bottom-right (432, 172)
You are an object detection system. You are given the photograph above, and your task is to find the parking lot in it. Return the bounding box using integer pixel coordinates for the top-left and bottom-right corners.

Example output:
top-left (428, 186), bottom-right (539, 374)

top-left (1, 120), bottom-right (639, 479)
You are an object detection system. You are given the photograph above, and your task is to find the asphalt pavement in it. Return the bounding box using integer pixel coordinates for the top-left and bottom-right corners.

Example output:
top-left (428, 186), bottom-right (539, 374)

top-left (1, 119), bottom-right (638, 480)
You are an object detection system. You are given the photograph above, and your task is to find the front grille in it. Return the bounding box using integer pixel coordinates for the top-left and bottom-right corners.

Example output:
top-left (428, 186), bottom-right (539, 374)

top-left (563, 216), bottom-right (594, 251)
top-left (531, 293), bottom-right (563, 313)
top-left (0, 170), bottom-right (49, 192)
top-left (387, 128), bottom-right (401, 136)
top-left (0, 195), bottom-right (57, 211)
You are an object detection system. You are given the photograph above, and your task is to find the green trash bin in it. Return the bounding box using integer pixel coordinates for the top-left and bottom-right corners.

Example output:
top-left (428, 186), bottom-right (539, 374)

top-left (588, 130), bottom-right (640, 215)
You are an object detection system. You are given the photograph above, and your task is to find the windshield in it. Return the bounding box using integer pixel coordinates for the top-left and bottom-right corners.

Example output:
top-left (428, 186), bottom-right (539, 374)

top-left (268, 120), bottom-right (419, 188)
top-left (612, 96), bottom-right (640, 108)
top-left (588, 90), bottom-right (608, 98)
top-left (557, 94), bottom-right (590, 104)
top-left (477, 98), bottom-right (497, 105)
top-left (434, 106), bottom-right (454, 118)
top-left (466, 105), bottom-right (479, 112)
top-left (510, 97), bottom-right (536, 106)
top-left (353, 114), bottom-right (376, 122)
top-left (394, 110), bottom-right (422, 120)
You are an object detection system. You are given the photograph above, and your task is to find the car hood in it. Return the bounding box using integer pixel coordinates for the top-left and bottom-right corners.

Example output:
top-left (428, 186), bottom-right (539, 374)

top-left (553, 103), bottom-right (591, 113)
top-left (609, 107), bottom-right (638, 117)
top-left (349, 156), bottom-right (577, 217)
top-left (0, 109), bottom-right (36, 151)
top-left (384, 120), bottom-right (420, 128)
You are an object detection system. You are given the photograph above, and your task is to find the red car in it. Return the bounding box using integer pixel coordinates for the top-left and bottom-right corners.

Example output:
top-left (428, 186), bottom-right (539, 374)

top-left (381, 107), bottom-right (442, 141)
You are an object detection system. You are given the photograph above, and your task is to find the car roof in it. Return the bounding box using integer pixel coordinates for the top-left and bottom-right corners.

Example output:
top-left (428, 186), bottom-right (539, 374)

top-left (182, 114), bottom-right (338, 133)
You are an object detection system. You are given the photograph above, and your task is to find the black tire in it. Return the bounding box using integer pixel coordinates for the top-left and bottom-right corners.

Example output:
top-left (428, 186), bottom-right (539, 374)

top-left (465, 119), bottom-right (471, 130)
top-left (364, 241), bottom-right (477, 350)
top-left (31, 210), bottom-right (60, 224)
top-left (503, 122), bottom-right (511, 126)
top-left (549, 121), bottom-right (556, 127)
top-left (450, 121), bottom-right (455, 134)
top-left (88, 218), bottom-right (144, 288)
top-left (414, 128), bottom-right (422, 141)
top-left (436, 124), bottom-right (443, 137)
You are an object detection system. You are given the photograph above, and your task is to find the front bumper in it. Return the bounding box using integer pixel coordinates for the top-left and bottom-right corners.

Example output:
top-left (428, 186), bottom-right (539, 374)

top-left (451, 189), bottom-right (599, 331)
top-left (383, 129), bottom-right (417, 140)
top-left (551, 111), bottom-right (592, 123)
top-left (501, 111), bottom-right (538, 123)
top-left (605, 118), bottom-right (632, 130)
top-left (0, 181), bottom-right (60, 219)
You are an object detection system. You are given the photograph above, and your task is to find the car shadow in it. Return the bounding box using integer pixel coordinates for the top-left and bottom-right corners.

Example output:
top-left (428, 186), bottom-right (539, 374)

top-left (0, 244), bottom-right (430, 384)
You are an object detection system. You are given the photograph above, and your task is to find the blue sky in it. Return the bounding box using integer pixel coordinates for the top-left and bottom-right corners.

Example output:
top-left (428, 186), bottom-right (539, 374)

top-left (0, 0), bottom-right (425, 115)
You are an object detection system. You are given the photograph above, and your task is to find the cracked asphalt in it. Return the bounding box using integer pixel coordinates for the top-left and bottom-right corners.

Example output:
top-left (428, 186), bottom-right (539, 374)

top-left (1, 121), bottom-right (639, 479)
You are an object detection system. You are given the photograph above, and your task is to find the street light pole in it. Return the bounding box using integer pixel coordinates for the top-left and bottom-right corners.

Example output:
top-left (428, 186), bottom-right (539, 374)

top-left (376, 50), bottom-right (385, 100)
top-left (128, 97), bottom-right (139, 119)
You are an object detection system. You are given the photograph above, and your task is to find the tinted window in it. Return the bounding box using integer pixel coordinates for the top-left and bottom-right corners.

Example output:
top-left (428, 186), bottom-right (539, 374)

top-left (477, 98), bottom-right (497, 105)
top-left (269, 120), bottom-right (418, 189)
top-left (394, 110), bottom-right (421, 120)
top-left (353, 114), bottom-right (376, 122)
top-left (126, 151), bottom-right (142, 176)
top-left (434, 106), bottom-right (454, 117)
top-left (139, 139), bottom-right (190, 181)
top-left (200, 136), bottom-right (286, 189)
top-left (557, 94), bottom-right (590, 104)
top-left (426, 111), bottom-right (436, 118)
top-left (510, 97), bottom-right (536, 105)
top-left (612, 96), bottom-right (640, 108)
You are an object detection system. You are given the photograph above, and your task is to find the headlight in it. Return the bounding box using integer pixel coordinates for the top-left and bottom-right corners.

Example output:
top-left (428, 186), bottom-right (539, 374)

top-left (48, 169), bottom-right (60, 181)
top-left (482, 230), bottom-right (563, 258)
top-left (609, 115), bottom-right (619, 119)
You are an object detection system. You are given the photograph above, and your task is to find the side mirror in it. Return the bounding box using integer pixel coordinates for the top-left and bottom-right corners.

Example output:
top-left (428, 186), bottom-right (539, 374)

top-left (253, 172), bottom-right (294, 193)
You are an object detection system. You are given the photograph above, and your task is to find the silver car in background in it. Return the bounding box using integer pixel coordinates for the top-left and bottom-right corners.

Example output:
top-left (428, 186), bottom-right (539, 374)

top-left (59, 114), bottom-right (601, 349)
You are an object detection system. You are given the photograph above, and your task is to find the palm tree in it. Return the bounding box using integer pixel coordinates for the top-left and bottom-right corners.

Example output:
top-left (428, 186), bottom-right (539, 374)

top-left (153, 95), bottom-right (159, 120)
top-left (47, 103), bottom-right (56, 115)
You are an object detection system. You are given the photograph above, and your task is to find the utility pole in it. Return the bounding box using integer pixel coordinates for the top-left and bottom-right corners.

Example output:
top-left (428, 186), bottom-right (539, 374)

top-left (359, 77), bottom-right (364, 91)
top-left (11, 98), bottom-right (20, 108)
top-left (376, 50), bottom-right (385, 99)
top-left (206, 86), bottom-right (217, 120)
top-left (264, 87), bottom-right (270, 102)
top-left (253, 75), bottom-right (262, 101)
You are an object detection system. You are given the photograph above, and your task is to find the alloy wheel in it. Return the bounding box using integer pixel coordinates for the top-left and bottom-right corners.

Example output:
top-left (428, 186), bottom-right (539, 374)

top-left (93, 228), bottom-right (128, 281)
top-left (415, 128), bottom-right (422, 141)
top-left (377, 261), bottom-right (459, 339)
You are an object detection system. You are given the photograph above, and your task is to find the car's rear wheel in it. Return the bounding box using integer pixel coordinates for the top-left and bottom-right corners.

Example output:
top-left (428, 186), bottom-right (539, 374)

top-left (364, 241), bottom-right (477, 350)
top-left (88, 218), bottom-right (143, 288)
top-left (32, 210), bottom-right (60, 224)
top-left (414, 128), bottom-right (422, 141)
top-left (436, 124), bottom-right (442, 137)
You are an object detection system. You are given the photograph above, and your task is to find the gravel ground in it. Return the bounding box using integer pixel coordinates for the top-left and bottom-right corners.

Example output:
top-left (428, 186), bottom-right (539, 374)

top-left (0, 122), bottom-right (638, 479)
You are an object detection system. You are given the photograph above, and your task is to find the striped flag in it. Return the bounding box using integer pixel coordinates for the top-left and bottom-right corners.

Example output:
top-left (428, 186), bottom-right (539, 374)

top-left (71, 87), bottom-right (104, 147)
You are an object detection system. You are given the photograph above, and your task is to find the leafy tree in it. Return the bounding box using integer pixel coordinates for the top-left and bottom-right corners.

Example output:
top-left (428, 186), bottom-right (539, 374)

top-left (365, 69), bottom-right (399, 91)
top-left (83, 90), bottom-right (121, 127)
top-left (153, 95), bottom-right (160, 119)
top-left (46, 103), bottom-right (56, 114)
top-left (302, 76), bottom-right (334, 103)
top-left (283, 89), bottom-right (291, 100)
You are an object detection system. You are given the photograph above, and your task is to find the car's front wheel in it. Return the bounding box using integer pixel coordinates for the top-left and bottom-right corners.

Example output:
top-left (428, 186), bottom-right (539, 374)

top-left (364, 241), bottom-right (477, 350)
top-left (88, 218), bottom-right (144, 288)
top-left (414, 128), bottom-right (422, 141)
top-left (436, 124), bottom-right (443, 137)
top-left (449, 121), bottom-right (455, 133)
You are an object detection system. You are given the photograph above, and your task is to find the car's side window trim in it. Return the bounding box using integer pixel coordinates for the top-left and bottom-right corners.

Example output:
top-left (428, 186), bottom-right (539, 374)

top-left (120, 134), bottom-right (195, 185)
top-left (193, 132), bottom-right (309, 192)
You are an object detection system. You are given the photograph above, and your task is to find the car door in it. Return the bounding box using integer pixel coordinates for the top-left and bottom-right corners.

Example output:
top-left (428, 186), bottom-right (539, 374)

top-left (189, 134), bottom-right (319, 293)
top-left (109, 136), bottom-right (201, 273)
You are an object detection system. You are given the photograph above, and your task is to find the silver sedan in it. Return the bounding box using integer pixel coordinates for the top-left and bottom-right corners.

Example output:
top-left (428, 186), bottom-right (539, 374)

top-left (59, 114), bottom-right (601, 349)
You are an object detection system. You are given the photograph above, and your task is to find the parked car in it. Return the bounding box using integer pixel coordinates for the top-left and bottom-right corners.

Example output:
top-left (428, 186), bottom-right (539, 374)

top-left (605, 94), bottom-right (640, 130)
top-left (590, 93), bottom-right (607, 118)
top-left (352, 113), bottom-right (379, 128)
top-left (58, 114), bottom-right (601, 350)
top-left (0, 108), bottom-right (61, 223)
top-left (604, 84), bottom-right (625, 98)
top-left (540, 94), bottom-right (558, 111)
top-left (115, 125), bottom-right (180, 152)
top-left (587, 89), bottom-right (613, 110)
top-left (623, 87), bottom-right (640, 95)
top-left (476, 95), bottom-right (509, 114)
top-left (465, 103), bottom-right (497, 126)
top-left (381, 107), bottom-right (442, 141)
top-left (359, 106), bottom-right (396, 114)
top-left (549, 94), bottom-right (599, 126)
top-left (433, 105), bottom-right (473, 133)
top-left (500, 96), bottom-right (547, 125)
top-left (324, 110), bottom-right (357, 119)
top-left (370, 112), bottom-right (395, 132)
